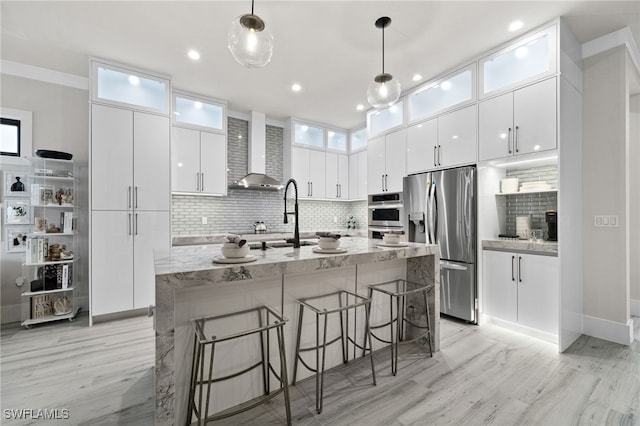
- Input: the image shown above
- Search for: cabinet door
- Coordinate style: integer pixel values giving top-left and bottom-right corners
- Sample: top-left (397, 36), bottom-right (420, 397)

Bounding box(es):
top-left (308, 149), bottom-right (326, 199)
top-left (91, 104), bottom-right (133, 211)
top-left (91, 211), bottom-right (134, 315)
top-left (367, 137), bottom-right (386, 194)
top-left (349, 154), bottom-right (359, 200)
top-left (478, 92), bottom-right (514, 161)
top-left (384, 129), bottom-right (406, 193)
top-left (171, 127), bottom-right (200, 193)
top-left (439, 105), bottom-right (477, 167)
top-left (337, 154), bottom-right (349, 199)
top-left (325, 152), bottom-right (339, 199)
top-left (291, 147), bottom-right (310, 196)
top-left (133, 211), bottom-right (170, 309)
top-left (517, 254), bottom-right (558, 334)
top-left (200, 132), bottom-right (227, 196)
top-left (133, 112), bottom-right (170, 211)
top-left (357, 151), bottom-right (368, 199)
top-left (482, 250), bottom-right (517, 323)
top-left (407, 119), bottom-right (437, 174)
top-left (513, 78), bottom-right (557, 155)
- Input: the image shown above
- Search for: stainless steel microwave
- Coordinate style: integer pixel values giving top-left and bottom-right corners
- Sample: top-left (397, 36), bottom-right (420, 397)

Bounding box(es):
top-left (368, 192), bottom-right (404, 228)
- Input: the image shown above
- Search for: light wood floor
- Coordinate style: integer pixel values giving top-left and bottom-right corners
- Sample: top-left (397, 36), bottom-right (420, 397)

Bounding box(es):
top-left (1, 314), bottom-right (638, 425)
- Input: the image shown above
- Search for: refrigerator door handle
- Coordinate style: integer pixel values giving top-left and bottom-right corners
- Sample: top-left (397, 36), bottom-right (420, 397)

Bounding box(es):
top-left (440, 261), bottom-right (468, 271)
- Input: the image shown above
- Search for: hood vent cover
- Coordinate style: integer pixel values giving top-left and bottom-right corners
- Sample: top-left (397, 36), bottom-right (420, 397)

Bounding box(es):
top-left (230, 111), bottom-right (283, 191)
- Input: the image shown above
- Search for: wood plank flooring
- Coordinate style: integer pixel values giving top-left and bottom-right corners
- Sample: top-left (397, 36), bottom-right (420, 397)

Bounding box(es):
top-left (1, 314), bottom-right (638, 425)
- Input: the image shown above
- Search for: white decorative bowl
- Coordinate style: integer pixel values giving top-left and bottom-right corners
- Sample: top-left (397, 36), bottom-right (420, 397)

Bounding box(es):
top-left (501, 178), bottom-right (519, 193)
top-left (318, 237), bottom-right (340, 250)
top-left (383, 233), bottom-right (402, 244)
top-left (221, 242), bottom-right (249, 258)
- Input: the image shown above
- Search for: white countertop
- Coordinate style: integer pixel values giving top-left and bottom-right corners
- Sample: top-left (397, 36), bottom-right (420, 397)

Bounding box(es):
top-left (482, 239), bottom-right (558, 255)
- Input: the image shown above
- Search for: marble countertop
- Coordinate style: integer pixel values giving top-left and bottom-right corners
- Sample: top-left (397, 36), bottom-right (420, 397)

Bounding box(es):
top-left (172, 229), bottom-right (367, 246)
top-left (482, 239), bottom-right (558, 255)
top-left (155, 237), bottom-right (439, 276)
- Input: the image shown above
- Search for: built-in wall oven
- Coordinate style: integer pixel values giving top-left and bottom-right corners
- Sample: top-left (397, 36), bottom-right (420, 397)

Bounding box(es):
top-left (368, 192), bottom-right (404, 239)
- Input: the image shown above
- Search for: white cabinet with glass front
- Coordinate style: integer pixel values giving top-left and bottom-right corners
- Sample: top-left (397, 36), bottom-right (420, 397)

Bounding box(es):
top-left (408, 64), bottom-right (476, 123)
top-left (21, 158), bottom-right (78, 328)
top-left (478, 77), bottom-right (557, 161)
top-left (367, 99), bottom-right (405, 138)
top-left (479, 25), bottom-right (557, 98)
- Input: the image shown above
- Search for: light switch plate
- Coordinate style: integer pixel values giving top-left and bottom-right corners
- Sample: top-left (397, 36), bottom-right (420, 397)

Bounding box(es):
top-left (594, 215), bottom-right (619, 227)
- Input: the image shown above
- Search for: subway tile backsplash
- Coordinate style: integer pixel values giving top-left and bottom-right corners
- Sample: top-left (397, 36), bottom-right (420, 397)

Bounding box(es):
top-left (504, 164), bottom-right (558, 236)
top-left (172, 117), bottom-right (366, 236)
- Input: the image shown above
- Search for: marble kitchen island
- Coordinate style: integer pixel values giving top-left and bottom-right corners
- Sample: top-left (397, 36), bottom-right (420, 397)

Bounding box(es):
top-left (154, 237), bottom-right (440, 425)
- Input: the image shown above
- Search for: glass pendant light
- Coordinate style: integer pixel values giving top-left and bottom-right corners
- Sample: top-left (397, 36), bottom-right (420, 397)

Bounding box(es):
top-left (367, 17), bottom-right (401, 109)
top-left (228, 0), bottom-right (273, 68)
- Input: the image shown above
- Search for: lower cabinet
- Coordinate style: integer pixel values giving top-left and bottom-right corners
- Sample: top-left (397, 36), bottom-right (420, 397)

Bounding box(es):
top-left (91, 210), bottom-right (170, 316)
top-left (483, 250), bottom-right (558, 335)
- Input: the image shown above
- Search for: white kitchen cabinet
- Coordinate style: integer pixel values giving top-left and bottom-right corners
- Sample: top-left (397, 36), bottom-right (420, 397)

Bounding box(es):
top-left (91, 104), bottom-right (170, 211)
top-left (367, 99), bottom-right (405, 138)
top-left (291, 147), bottom-right (325, 199)
top-left (483, 249), bottom-right (558, 335)
top-left (171, 127), bottom-right (226, 195)
top-left (349, 150), bottom-right (367, 200)
top-left (90, 102), bottom-right (170, 318)
top-left (367, 129), bottom-right (406, 194)
top-left (479, 77), bottom-right (556, 161)
top-left (480, 25), bottom-right (557, 98)
top-left (407, 105), bottom-right (477, 174)
top-left (325, 152), bottom-right (349, 199)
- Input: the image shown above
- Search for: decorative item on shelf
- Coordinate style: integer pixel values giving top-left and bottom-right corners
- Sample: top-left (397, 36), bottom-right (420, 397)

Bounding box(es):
top-left (4, 172), bottom-right (29, 196)
top-left (367, 16), bottom-right (401, 109)
top-left (35, 217), bottom-right (47, 233)
top-left (38, 185), bottom-right (54, 205)
top-left (500, 178), bottom-right (518, 193)
top-left (228, 0), bottom-right (273, 68)
top-left (53, 295), bottom-right (71, 315)
top-left (5, 199), bottom-right (30, 224)
top-left (6, 228), bottom-right (28, 253)
top-left (34, 149), bottom-right (73, 160)
top-left (26, 236), bottom-right (49, 264)
top-left (31, 293), bottom-right (53, 319)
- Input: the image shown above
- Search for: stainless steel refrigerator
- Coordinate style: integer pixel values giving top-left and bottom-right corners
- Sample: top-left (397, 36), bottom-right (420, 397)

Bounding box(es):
top-left (403, 166), bottom-right (477, 323)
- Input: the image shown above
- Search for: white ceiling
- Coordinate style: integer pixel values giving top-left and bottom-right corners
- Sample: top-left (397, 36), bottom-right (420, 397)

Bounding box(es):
top-left (2, 1), bottom-right (639, 129)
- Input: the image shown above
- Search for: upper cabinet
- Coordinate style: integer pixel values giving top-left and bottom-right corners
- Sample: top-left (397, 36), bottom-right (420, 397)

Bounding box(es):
top-left (408, 64), bottom-right (476, 123)
top-left (91, 60), bottom-right (170, 114)
top-left (327, 129), bottom-right (348, 153)
top-left (350, 127), bottom-right (367, 152)
top-left (173, 91), bottom-right (226, 133)
top-left (367, 128), bottom-right (406, 194)
top-left (293, 121), bottom-right (324, 149)
top-left (290, 147), bottom-right (326, 199)
top-left (479, 77), bottom-right (557, 161)
top-left (479, 25), bottom-right (557, 98)
top-left (367, 99), bottom-right (405, 138)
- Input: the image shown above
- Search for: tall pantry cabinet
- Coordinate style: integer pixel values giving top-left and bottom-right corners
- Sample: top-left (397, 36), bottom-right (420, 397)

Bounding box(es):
top-left (89, 61), bottom-right (171, 320)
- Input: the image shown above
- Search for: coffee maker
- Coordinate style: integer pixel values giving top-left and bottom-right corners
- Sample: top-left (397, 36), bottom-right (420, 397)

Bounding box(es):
top-left (546, 210), bottom-right (557, 241)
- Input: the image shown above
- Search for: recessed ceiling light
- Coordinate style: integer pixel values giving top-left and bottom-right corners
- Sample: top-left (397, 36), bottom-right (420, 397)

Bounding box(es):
top-left (509, 20), bottom-right (524, 32)
top-left (356, 104), bottom-right (365, 111)
top-left (412, 74), bottom-right (422, 82)
top-left (291, 83), bottom-right (302, 92)
top-left (188, 50), bottom-right (201, 60)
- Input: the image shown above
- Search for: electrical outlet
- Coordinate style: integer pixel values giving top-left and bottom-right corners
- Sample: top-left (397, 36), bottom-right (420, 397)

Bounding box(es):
top-left (201, 216), bottom-right (208, 225)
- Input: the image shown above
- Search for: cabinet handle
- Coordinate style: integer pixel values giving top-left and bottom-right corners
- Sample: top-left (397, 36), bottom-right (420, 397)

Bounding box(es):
top-left (134, 186), bottom-right (138, 209)
top-left (135, 213), bottom-right (139, 236)
top-left (196, 173), bottom-right (200, 191)
top-left (339, 184), bottom-right (342, 198)
top-left (128, 186), bottom-right (132, 209)
top-left (310, 181), bottom-right (313, 197)
top-left (434, 146), bottom-right (437, 167)
top-left (515, 126), bottom-right (520, 153)
top-left (128, 213), bottom-right (132, 236)
top-left (518, 256), bottom-right (522, 282)
top-left (201, 173), bottom-right (205, 192)
top-left (508, 128), bottom-right (512, 154)
top-left (511, 255), bottom-right (515, 281)
top-left (385, 174), bottom-right (389, 191)
top-left (438, 145), bottom-right (442, 166)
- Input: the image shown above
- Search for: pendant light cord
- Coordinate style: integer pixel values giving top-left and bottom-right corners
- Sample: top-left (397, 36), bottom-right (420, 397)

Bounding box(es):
top-left (381, 25), bottom-right (385, 74)
top-left (251, 0), bottom-right (255, 15)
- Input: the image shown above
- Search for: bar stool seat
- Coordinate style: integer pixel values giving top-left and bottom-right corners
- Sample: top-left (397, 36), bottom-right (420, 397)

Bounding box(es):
top-left (292, 289), bottom-right (376, 414)
top-left (366, 279), bottom-right (434, 375)
top-left (186, 305), bottom-right (291, 425)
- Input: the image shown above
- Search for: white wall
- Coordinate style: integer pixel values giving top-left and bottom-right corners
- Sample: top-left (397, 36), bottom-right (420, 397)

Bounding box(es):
top-left (0, 73), bottom-right (89, 323)
top-left (582, 46), bottom-right (629, 325)
top-left (629, 88), bottom-right (640, 315)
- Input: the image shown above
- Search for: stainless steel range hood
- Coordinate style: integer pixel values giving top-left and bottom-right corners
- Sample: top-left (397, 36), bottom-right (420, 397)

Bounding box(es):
top-left (230, 111), bottom-right (283, 191)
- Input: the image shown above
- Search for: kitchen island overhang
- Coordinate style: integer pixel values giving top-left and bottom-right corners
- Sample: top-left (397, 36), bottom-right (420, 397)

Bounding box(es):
top-left (154, 237), bottom-right (440, 425)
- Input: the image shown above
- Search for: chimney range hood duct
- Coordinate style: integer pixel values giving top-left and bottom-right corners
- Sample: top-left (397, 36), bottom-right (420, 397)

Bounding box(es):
top-left (230, 111), bottom-right (283, 191)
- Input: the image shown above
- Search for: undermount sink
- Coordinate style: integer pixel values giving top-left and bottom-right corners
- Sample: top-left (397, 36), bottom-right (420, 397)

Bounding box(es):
top-left (248, 240), bottom-right (318, 250)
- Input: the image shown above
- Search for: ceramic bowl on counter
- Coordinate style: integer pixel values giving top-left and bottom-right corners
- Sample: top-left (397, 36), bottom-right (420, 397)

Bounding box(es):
top-left (318, 236), bottom-right (341, 250)
top-left (382, 233), bottom-right (403, 244)
top-left (221, 242), bottom-right (250, 258)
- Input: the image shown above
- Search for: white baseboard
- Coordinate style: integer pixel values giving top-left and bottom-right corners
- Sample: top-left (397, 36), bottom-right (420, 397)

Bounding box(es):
top-left (1, 304), bottom-right (21, 325)
top-left (482, 315), bottom-right (559, 345)
top-left (631, 298), bottom-right (640, 317)
top-left (583, 315), bottom-right (633, 346)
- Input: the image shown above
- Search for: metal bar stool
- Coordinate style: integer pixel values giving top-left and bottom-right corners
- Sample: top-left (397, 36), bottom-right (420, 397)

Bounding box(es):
top-left (366, 279), bottom-right (434, 375)
top-left (292, 289), bottom-right (376, 414)
top-left (186, 305), bottom-right (291, 425)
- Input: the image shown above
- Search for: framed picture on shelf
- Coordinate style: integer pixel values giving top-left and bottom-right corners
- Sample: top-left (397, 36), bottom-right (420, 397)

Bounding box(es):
top-left (39, 185), bottom-right (55, 206)
top-left (4, 172), bottom-right (29, 196)
top-left (5, 200), bottom-right (30, 224)
top-left (6, 227), bottom-right (28, 252)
